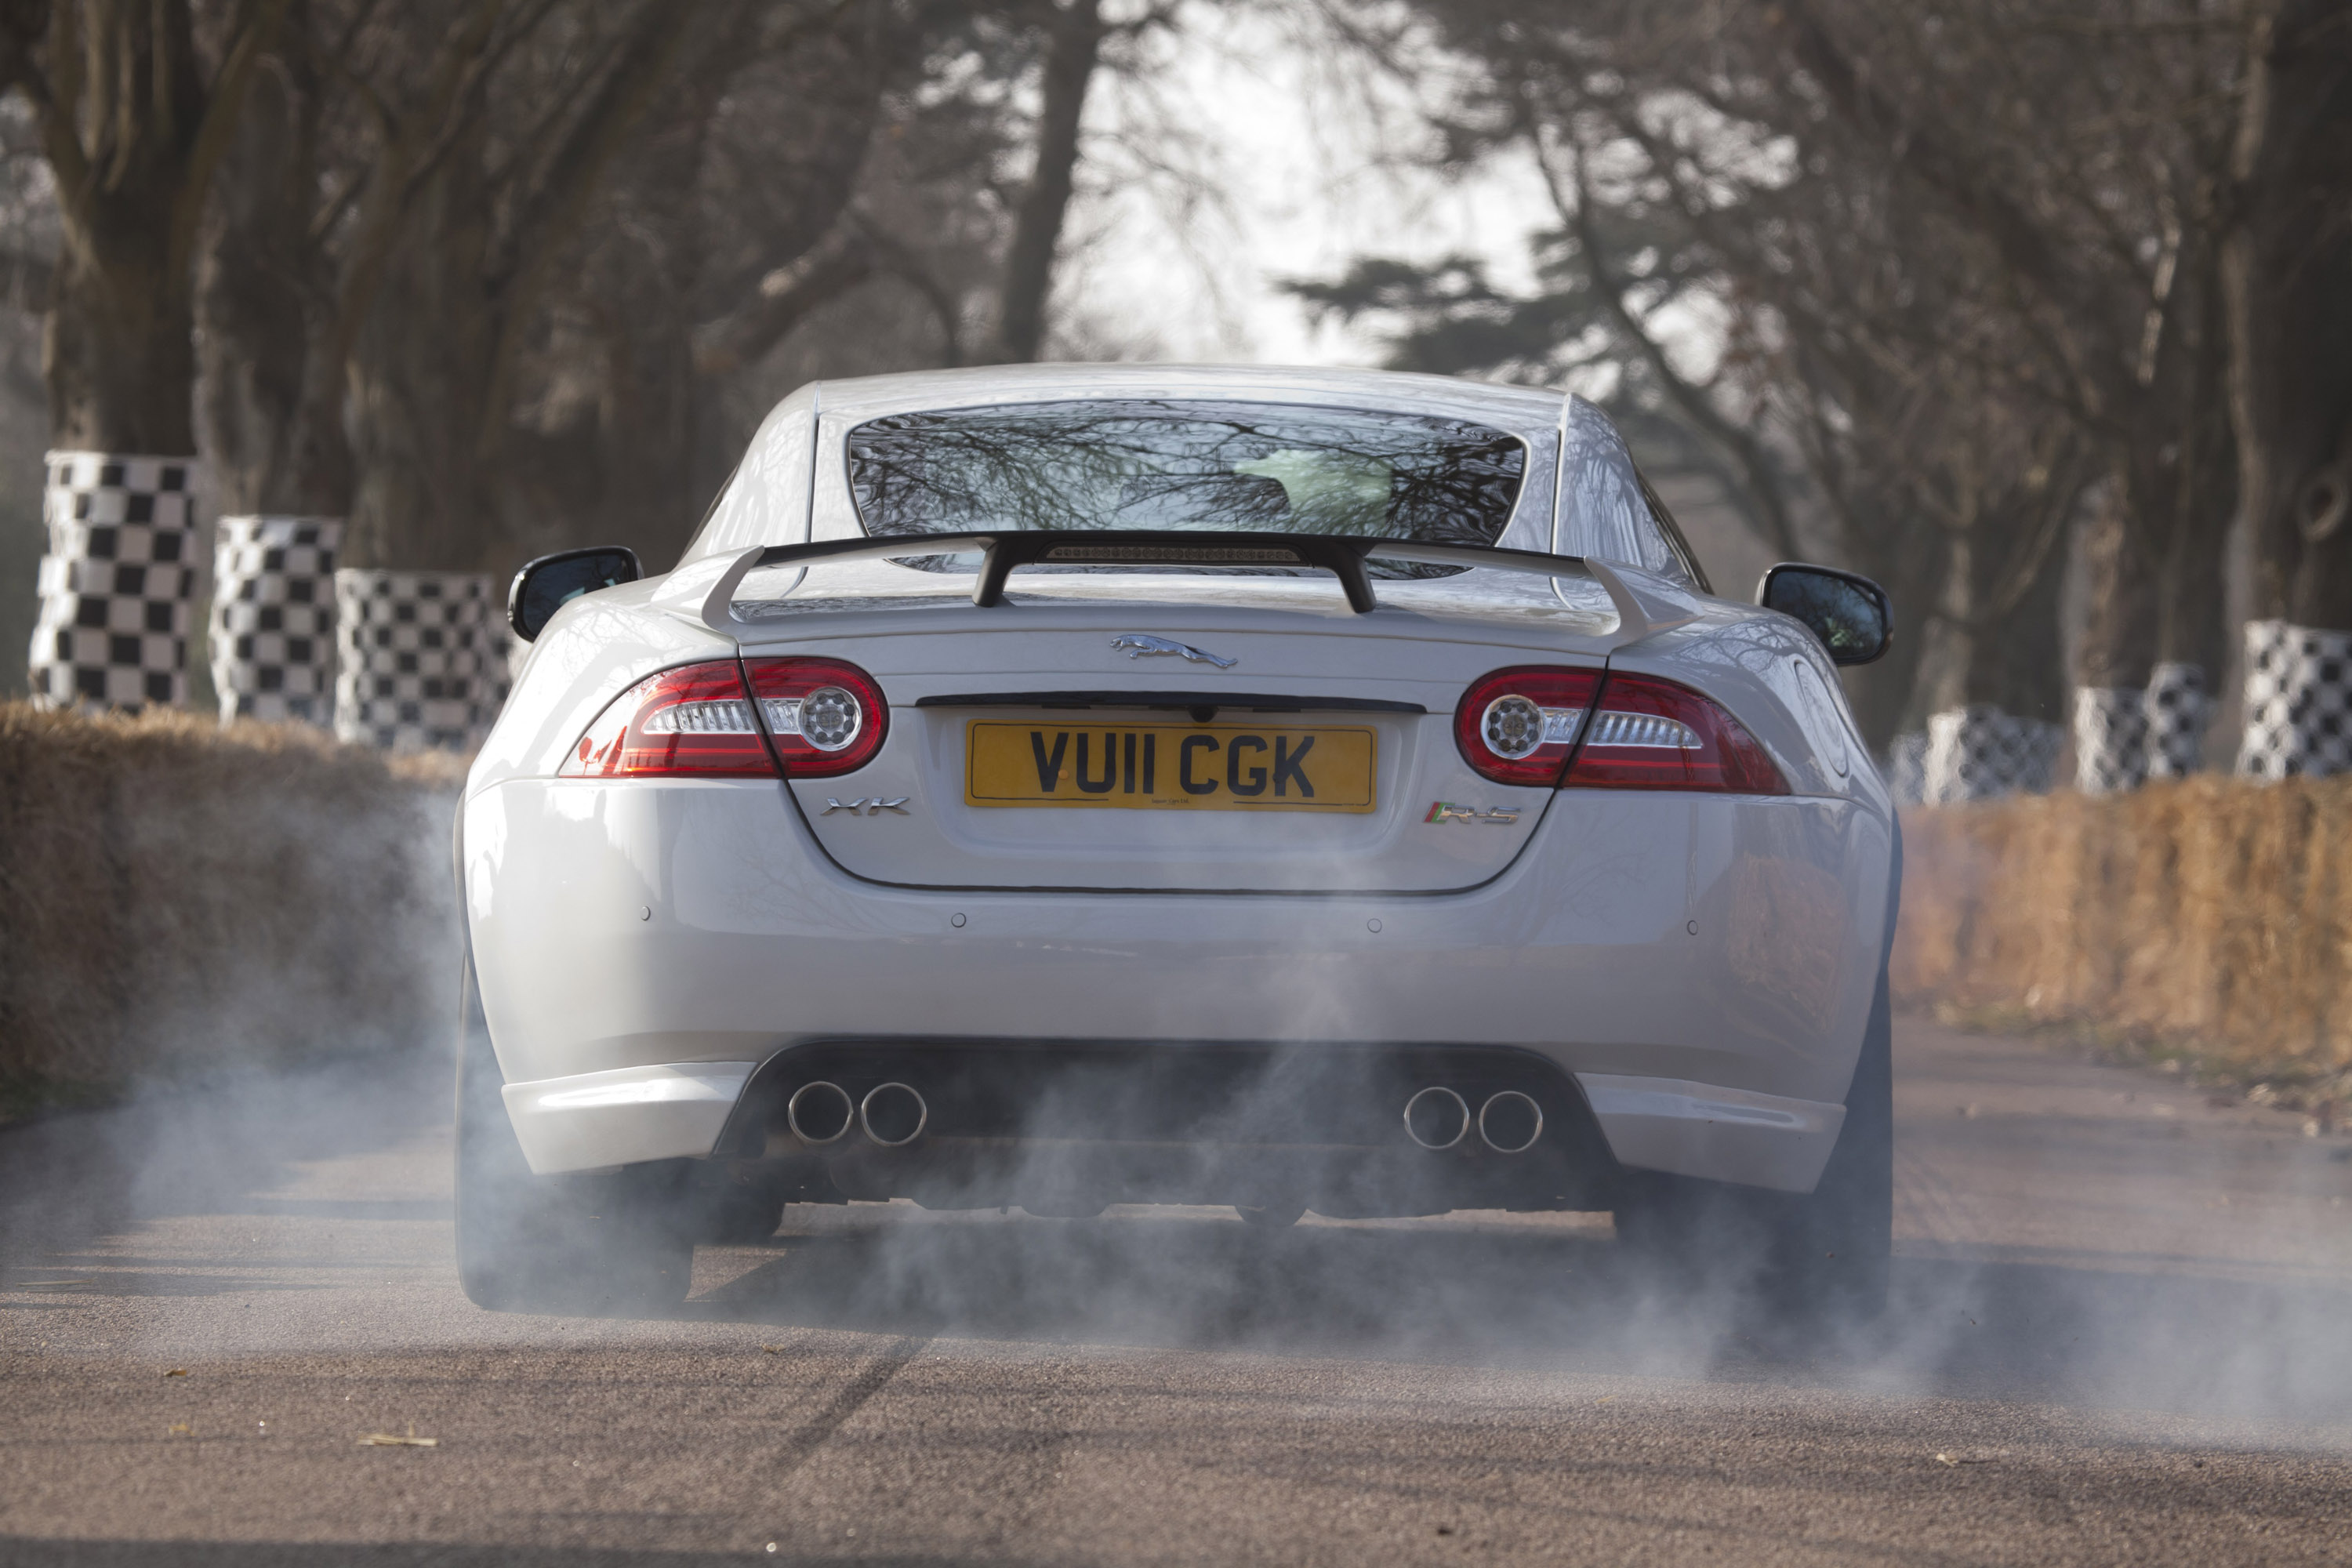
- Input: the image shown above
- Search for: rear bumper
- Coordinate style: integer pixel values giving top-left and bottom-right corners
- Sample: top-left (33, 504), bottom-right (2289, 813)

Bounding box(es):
top-left (502, 1062), bottom-right (755, 1174)
top-left (1576, 1075), bottom-right (1845, 1192)
top-left (499, 1055), bottom-right (1846, 1193)
top-left (463, 777), bottom-right (1891, 1192)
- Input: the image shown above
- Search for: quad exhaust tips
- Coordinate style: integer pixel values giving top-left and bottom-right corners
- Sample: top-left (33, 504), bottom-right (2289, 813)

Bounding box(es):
top-left (1477, 1090), bottom-right (1543, 1154)
top-left (1403, 1087), bottom-right (1471, 1149)
top-left (786, 1080), bottom-right (930, 1148)
top-left (1403, 1086), bottom-right (1544, 1154)
top-left (786, 1081), bottom-right (855, 1145)
top-left (860, 1082), bottom-right (928, 1147)
top-left (799, 1076), bottom-right (1533, 1154)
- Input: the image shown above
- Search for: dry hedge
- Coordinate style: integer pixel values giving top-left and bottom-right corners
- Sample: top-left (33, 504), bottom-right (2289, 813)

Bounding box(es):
top-left (1896, 778), bottom-right (2352, 1073)
top-left (0, 703), bottom-right (461, 1111)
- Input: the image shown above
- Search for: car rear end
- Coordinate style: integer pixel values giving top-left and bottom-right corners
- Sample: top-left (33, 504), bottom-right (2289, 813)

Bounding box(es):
top-left (456, 367), bottom-right (1895, 1307)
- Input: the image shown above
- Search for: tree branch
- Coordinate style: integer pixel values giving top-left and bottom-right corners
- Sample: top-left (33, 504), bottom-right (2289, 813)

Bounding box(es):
top-left (169, 0), bottom-right (292, 281)
top-left (1527, 114), bottom-right (1802, 559)
top-left (1769, 0), bottom-right (2137, 421)
top-left (474, 0), bottom-right (692, 465)
top-left (691, 222), bottom-right (877, 376)
top-left (993, 0), bottom-right (1103, 361)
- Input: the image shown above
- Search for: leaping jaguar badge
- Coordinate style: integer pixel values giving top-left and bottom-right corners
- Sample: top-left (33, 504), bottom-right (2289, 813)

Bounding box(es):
top-left (1110, 633), bottom-right (1237, 669)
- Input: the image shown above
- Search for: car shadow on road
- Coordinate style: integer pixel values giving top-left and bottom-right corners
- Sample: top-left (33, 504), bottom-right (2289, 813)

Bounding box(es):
top-left (677, 1209), bottom-right (2352, 1427)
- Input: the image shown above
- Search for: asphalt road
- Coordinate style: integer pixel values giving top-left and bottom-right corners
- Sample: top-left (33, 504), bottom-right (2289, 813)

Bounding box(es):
top-left (4, 1016), bottom-right (2350, 1565)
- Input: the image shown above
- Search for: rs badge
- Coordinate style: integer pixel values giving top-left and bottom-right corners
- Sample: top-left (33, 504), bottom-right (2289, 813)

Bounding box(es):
top-left (1425, 801), bottom-right (1521, 826)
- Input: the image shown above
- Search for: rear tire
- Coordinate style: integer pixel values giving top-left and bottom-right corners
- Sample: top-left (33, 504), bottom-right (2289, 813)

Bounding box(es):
top-left (454, 961), bottom-right (693, 1316)
top-left (1613, 961), bottom-right (1892, 1323)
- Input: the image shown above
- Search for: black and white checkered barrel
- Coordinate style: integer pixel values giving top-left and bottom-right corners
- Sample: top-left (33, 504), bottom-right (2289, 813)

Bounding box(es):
top-left (2144, 662), bottom-right (2210, 780)
top-left (1922, 705), bottom-right (2062, 804)
top-left (332, 569), bottom-right (510, 752)
top-left (210, 516), bottom-right (343, 724)
top-left (27, 452), bottom-right (198, 711)
top-left (2236, 620), bottom-right (2352, 779)
top-left (2071, 686), bottom-right (2149, 796)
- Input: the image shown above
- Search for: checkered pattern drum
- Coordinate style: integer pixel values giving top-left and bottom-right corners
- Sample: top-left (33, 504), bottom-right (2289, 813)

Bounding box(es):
top-left (26, 451), bottom-right (198, 710)
top-left (2236, 620), bottom-right (2352, 779)
top-left (332, 569), bottom-right (510, 751)
top-left (2144, 662), bottom-right (2209, 780)
top-left (210, 516), bottom-right (343, 724)
top-left (1922, 705), bottom-right (2062, 804)
top-left (2071, 686), bottom-right (2149, 796)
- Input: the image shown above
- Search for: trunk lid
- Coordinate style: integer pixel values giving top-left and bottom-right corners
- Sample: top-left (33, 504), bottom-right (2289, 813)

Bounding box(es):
top-left (740, 575), bottom-right (1619, 894)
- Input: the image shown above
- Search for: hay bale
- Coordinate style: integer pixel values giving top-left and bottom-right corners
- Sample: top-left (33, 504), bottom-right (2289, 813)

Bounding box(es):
top-left (0, 703), bottom-right (458, 1112)
top-left (1896, 778), bottom-right (2352, 1073)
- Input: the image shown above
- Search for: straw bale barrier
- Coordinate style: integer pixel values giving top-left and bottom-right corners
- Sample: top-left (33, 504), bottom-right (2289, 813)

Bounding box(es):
top-left (1896, 778), bottom-right (2352, 1078)
top-left (0, 703), bottom-right (460, 1118)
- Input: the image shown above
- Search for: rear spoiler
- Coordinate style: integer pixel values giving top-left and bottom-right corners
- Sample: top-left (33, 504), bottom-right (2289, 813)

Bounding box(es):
top-left (662, 529), bottom-right (1671, 644)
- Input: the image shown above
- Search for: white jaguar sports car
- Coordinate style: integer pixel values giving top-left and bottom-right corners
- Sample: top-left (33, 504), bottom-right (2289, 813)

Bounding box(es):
top-left (454, 364), bottom-right (1899, 1316)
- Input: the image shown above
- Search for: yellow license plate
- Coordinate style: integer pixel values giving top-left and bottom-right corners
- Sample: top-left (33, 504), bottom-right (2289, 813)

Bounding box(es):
top-left (965, 720), bottom-right (1376, 812)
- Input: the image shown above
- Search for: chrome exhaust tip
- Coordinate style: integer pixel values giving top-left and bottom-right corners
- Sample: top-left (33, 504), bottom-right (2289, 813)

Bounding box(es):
top-left (860, 1082), bottom-right (928, 1148)
top-left (785, 1080), bottom-right (855, 1145)
top-left (1403, 1086), bottom-right (1471, 1150)
top-left (1478, 1091), bottom-right (1543, 1154)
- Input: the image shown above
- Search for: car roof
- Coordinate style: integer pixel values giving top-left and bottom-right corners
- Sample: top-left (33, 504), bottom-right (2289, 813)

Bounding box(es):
top-left (802, 363), bottom-right (1566, 434)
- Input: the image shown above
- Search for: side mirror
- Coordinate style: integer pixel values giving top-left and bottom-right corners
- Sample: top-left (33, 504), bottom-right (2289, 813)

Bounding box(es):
top-left (1756, 562), bottom-right (1892, 666)
top-left (509, 546), bottom-right (643, 643)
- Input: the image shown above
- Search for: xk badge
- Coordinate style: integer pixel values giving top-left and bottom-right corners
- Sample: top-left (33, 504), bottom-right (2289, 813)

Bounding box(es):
top-left (1425, 801), bottom-right (1522, 826)
top-left (821, 797), bottom-right (910, 816)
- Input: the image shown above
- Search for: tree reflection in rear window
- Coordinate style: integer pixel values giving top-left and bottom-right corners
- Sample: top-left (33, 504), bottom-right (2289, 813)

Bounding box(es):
top-left (846, 399), bottom-right (1526, 579)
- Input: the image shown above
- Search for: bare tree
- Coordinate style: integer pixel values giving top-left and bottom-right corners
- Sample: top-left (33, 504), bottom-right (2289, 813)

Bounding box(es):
top-left (989, 0), bottom-right (1103, 361)
top-left (2224, 0), bottom-right (2352, 629)
top-left (1295, 1), bottom-right (2107, 741)
top-left (0, 0), bottom-right (287, 454)
top-left (191, 0), bottom-right (709, 567)
top-left (1302, 0), bottom-right (2266, 750)
top-left (1766, 0), bottom-right (2242, 695)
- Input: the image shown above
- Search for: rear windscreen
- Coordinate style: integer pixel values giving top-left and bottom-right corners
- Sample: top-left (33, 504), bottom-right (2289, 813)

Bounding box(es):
top-left (846, 400), bottom-right (1526, 575)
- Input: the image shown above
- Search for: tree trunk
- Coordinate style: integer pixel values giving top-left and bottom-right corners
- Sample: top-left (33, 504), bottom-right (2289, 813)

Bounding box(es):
top-left (45, 214), bottom-right (198, 455)
top-left (339, 5), bottom-right (688, 575)
top-left (1907, 497), bottom-right (2069, 728)
top-left (2227, 0), bottom-right (2352, 629)
top-left (195, 59), bottom-right (350, 515)
top-left (2074, 474), bottom-right (2160, 693)
top-left (991, 0), bottom-right (1104, 363)
top-left (2152, 260), bottom-right (2237, 677)
top-left (344, 152), bottom-right (501, 574)
top-left (15, 0), bottom-right (285, 456)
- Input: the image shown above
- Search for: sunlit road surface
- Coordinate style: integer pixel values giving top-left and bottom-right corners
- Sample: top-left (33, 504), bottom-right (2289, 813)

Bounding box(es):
top-left (4, 1018), bottom-right (2350, 1566)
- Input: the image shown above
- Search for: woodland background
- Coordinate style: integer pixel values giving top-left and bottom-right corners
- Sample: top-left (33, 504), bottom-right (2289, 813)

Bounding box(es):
top-left (0, 0), bottom-right (2340, 762)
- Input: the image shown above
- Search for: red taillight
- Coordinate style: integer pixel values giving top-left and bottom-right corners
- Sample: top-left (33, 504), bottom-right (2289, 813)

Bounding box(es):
top-left (1455, 666), bottom-right (1605, 786)
top-left (743, 656), bottom-right (887, 777)
top-left (1562, 673), bottom-right (1788, 794)
top-left (561, 657), bottom-right (891, 779)
top-left (561, 661), bottom-right (776, 778)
